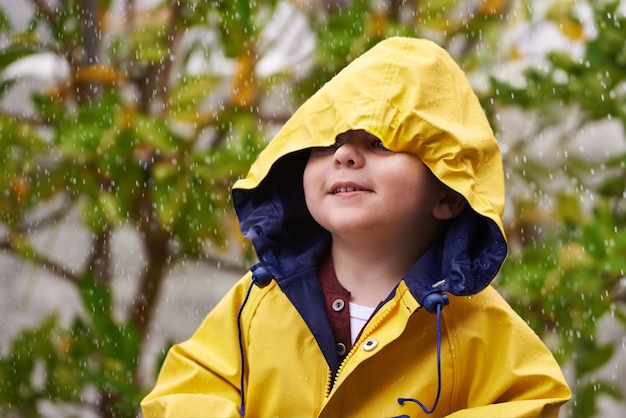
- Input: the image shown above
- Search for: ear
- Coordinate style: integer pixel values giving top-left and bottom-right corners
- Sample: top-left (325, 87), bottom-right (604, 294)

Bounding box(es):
top-left (432, 187), bottom-right (466, 220)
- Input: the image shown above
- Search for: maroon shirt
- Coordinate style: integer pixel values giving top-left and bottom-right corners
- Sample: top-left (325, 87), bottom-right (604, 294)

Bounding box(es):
top-left (317, 255), bottom-right (353, 360)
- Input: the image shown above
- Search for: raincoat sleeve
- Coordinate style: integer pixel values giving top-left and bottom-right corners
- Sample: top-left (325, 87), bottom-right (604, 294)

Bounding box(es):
top-left (140, 273), bottom-right (256, 418)
top-left (445, 286), bottom-right (572, 417)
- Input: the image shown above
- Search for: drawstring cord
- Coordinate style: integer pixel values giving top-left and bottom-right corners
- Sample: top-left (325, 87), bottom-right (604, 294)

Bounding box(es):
top-left (237, 279), bottom-right (256, 417)
top-left (237, 264), bottom-right (273, 417)
top-left (397, 292), bottom-right (448, 415)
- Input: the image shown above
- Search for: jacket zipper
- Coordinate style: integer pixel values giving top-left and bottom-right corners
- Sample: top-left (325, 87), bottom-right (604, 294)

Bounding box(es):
top-left (325, 303), bottom-right (397, 396)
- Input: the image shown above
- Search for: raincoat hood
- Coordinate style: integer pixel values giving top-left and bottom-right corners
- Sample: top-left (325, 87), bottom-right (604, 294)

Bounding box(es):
top-left (232, 36), bottom-right (507, 305)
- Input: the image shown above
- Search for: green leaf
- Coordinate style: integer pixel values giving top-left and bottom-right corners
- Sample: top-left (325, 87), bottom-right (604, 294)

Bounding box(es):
top-left (77, 273), bottom-right (114, 341)
top-left (153, 167), bottom-right (188, 227)
top-left (575, 339), bottom-right (614, 376)
top-left (47, 0), bottom-right (80, 43)
top-left (78, 194), bottom-right (109, 233)
top-left (31, 93), bottom-right (66, 125)
top-left (0, 43), bottom-right (41, 70)
top-left (0, 7), bottom-right (11, 32)
top-left (574, 379), bottom-right (623, 418)
top-left (180, 177), bottom-right (222, 239)
top-left (0, 314), bottom-right (60, 409)
top-left (217, 0), bottom-right (258, 57)
top-left (47, 362), bottom-right (81, 400)
top-left (130, 21), bottom-right (169, 63)
top-left (58, 122), bottom-right (104, 159)
top-left (0, 78), bottom-right (16, 97)
top-left (136, 116), bottom-right (182, 152)
top-left (169, 74), bottom-right (221, 118)
top-left (98, 191), bottom-right (123, 226)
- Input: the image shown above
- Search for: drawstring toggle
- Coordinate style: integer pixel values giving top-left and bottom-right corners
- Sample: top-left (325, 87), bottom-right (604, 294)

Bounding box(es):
top-left (250, 263), bottom-right (273, 287)
top-left (422, 292), bottom-right (449, 313)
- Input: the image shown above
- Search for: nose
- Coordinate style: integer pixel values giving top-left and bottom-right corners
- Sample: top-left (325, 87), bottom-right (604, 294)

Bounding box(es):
top-left (334, 142), bottom-right (364, 168)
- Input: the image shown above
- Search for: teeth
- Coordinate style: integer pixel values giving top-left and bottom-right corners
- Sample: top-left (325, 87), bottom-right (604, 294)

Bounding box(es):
top-left (334, 187), bottom-right (362, 193)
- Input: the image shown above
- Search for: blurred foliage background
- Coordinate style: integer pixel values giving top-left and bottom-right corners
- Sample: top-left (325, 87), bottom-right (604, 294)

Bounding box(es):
top-left (0, 0), bottom-right (625, 417)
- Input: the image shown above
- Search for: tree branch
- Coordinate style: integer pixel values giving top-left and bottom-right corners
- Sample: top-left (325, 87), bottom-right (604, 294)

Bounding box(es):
top-left (0, 198), bottom-right (81, 282)
top-left (30, 0), bottom-right (56, 22)
top-left (87, 228), bottom-right (113, 284)
top-left (155, 1), bottom-right (182, 114)
top-left (0, 240), bottom-right (81, 283)
top-left (129, 226), bottom-right (170, 342)
top-left (18, 199), bottom-right (76, 233)
top-left (0, 110), bottom-right (47, 127)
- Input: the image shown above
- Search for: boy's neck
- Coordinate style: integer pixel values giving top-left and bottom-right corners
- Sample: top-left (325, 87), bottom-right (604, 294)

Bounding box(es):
top-left (330, 235), bottom-right (428, 307)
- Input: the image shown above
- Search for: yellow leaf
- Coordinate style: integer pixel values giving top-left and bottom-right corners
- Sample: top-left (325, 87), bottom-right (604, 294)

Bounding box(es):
top-left (73, 63), bottom-right (127, 85)
top-left (478, 0), bottom-right (507, 15)
top-left (546, 1), bottom-right (585, 41)
top-left (9, 232), bottom-right (35, 259)
top-left (366, 11), bottom-right (387, 37)
top-left (10, 176), bottom-right (30, 204)
top-left (508, 44), bottom-right (522, 61)
top-left (556, 15), bottom-right (585, 40)
top-left (557, 242), bottom-right (594, 271)
top-left (230, 52), bottom-right (257, 107)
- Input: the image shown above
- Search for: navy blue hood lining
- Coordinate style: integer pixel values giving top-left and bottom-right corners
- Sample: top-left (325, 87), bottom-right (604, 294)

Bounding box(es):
top-left (404, 206), bottom-right (507, 305)
top-left (232, 150), bottom-right (330, 282)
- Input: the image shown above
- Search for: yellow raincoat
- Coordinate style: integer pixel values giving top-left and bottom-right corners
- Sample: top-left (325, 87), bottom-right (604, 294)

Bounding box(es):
top-left (141, 37), bottom-right (571, 417)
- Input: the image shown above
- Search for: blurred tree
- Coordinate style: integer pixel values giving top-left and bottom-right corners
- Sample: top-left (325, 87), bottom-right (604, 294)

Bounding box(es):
top-left (489, 1), bottom-right (626, 417)
top-left (0, 0), bottom-right (276, 416)
top-left (0, 0), bottom-right (624, 417)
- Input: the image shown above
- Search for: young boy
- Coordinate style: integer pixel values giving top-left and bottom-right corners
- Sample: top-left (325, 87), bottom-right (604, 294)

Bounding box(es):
top-left (141, 37), bottom-right (571, 417)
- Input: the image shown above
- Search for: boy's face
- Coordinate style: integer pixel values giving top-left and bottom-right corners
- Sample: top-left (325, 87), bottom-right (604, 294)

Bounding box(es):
top-left (303, 130), bottom-right (447, 242)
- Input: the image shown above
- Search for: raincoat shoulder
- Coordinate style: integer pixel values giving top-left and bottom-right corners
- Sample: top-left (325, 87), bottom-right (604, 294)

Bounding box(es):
top-left (140, 272), bottom-right (259, 417)
top-left (441, 286), bottom-right (572, 417)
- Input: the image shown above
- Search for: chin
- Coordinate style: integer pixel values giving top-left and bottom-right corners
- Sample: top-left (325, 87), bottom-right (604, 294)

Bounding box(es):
top-left (324, 220), bottom-right (381, 236)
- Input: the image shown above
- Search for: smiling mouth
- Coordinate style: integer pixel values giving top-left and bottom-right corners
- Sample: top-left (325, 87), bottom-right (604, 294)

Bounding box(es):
top-left (332, 186), bottom-right (366, 194)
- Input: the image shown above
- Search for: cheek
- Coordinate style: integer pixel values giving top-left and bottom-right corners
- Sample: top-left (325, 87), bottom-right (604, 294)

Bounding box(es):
top-left (302, 162), bottom-right (320, 211)
top-left (390, 185), bottom-right (425, 213)
top-left (303, 154), bottom-right (329, 188)
top-left (382, 163), bottom-right (439, 215)
top-left (302, 162), bottom-right (313, 190)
